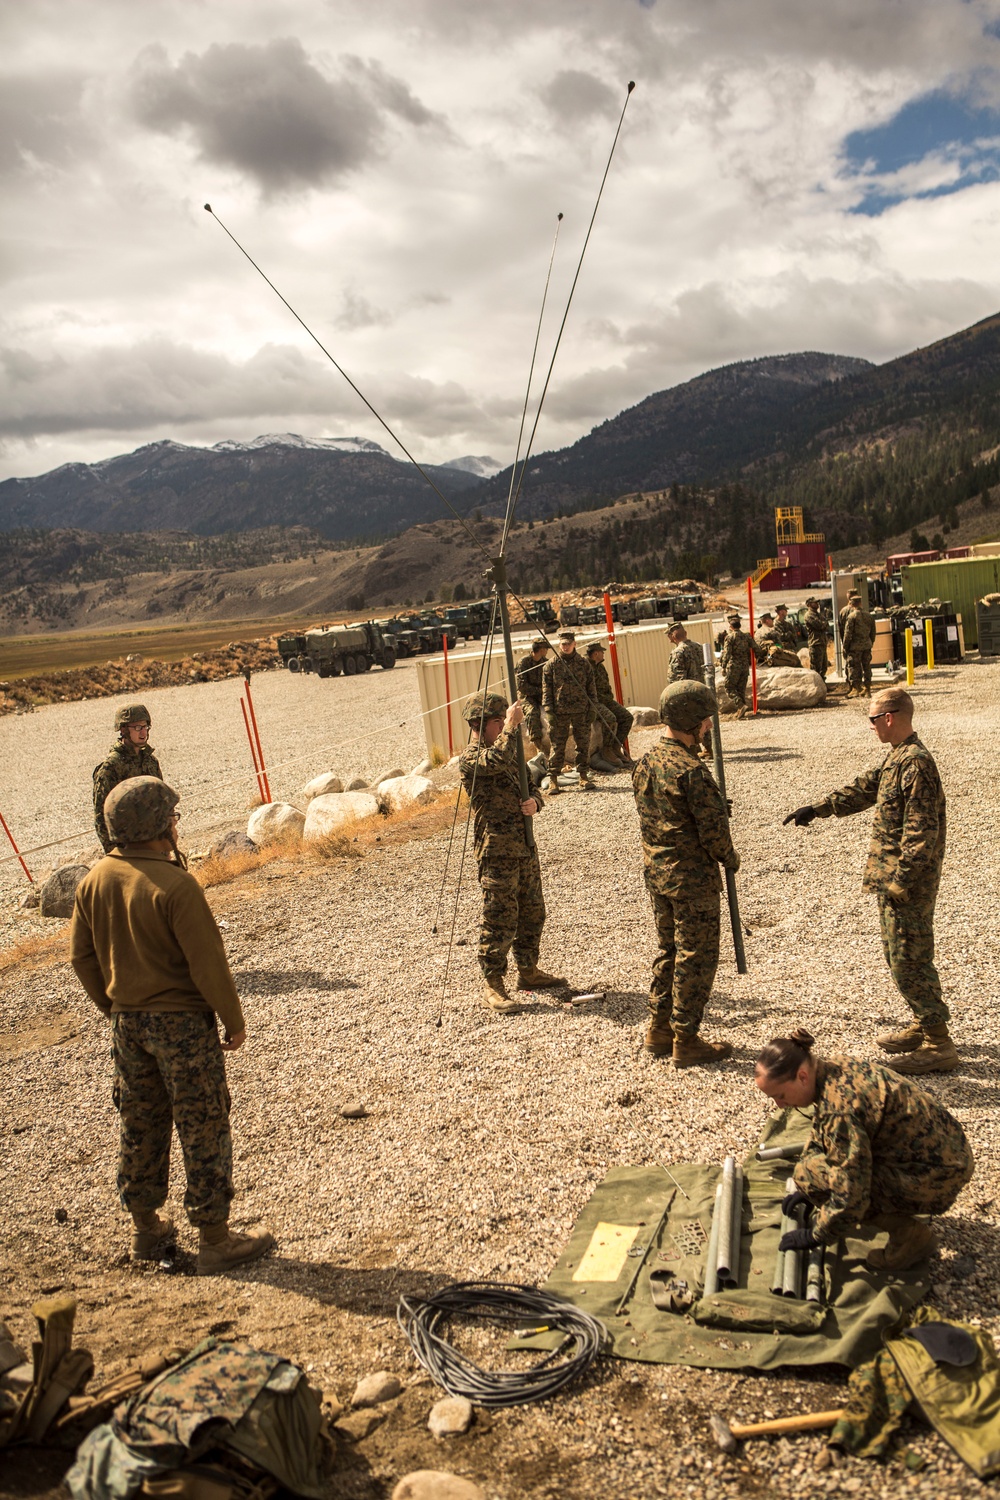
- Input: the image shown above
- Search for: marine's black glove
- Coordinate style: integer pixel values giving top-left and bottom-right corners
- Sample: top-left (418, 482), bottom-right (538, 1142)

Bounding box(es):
top-left (782, 1189), bottom-right (812, 1216)
top-left (779, 1227), bottom-right (818, 1253)
top-left (783, 806), bottom-right (817, 828)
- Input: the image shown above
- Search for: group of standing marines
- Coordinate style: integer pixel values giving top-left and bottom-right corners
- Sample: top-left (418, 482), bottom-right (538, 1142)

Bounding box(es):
top-left (69, 604), bottom-right (967, 1278)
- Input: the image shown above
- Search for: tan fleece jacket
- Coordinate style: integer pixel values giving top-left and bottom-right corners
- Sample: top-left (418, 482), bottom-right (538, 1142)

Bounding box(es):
top-left (70, 849), bottom-right (245, 1036)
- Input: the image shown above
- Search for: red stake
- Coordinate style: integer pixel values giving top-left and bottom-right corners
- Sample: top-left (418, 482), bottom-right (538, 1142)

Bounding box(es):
top-left (240, 697), bottom-right (267, 803)
top-left (242, 675), bottom-right (272, 802)
top-left (0, 807), bottom-right (33, 884)
top-left (746, 575), bottom-right (758, 717)
top-left (442, 631), bottom-right (454, 757)
top-left (602, 591), bottom-right (630, 759)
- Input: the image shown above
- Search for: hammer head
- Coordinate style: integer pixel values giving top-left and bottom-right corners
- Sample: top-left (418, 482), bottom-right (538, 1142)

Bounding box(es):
top-left (710, 1413), bottom-right (737, 1455)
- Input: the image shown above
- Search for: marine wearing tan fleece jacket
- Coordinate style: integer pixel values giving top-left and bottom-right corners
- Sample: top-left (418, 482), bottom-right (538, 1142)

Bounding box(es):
top-left (70, 849), bottom-right (245, 1038)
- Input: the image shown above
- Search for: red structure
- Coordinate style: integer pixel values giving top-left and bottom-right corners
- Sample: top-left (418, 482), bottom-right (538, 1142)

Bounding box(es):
top-left (753, 508), bottom-right (827, 593)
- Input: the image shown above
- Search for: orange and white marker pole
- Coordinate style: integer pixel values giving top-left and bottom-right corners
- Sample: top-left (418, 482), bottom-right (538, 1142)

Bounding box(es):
top-left (442, 632), bottom-right (454, 757)
top-left (241, 671), bottom-right (271, 802)
top-left (746, 576), bottom-right (758, 716)
top-left (0, 808), bottom-right (33, 883)
top-left (602, 591), bottom-right (630, 759)
top-left (240, 697), bottom-right (267, 804)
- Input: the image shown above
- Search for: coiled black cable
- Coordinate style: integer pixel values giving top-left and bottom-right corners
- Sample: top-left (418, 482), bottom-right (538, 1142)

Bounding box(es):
top-left (396, 1281), bottom-right (606, 1408)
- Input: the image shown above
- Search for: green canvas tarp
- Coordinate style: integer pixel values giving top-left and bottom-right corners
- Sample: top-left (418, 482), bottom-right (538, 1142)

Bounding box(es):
top-left (527, 1109), bottom-right (930, 1372)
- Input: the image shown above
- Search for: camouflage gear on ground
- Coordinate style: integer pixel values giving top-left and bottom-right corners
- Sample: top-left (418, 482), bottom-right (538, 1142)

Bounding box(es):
top-left (632, 738), bottom-right (738, 899)
top-left (877, 892), bottom-right (948, 1025)
top-left (459, 725), bottom-right (538, 860)
top-left (104, 776), bottom-right (178, 846)
top-left (804, 607), bottom-right (829, 678)
top-left (93, 743), bottom-right (164, 853)
top-left (659, 680), bottom-right (716, 732)
top-left (831, 1347), bottom-right (912, 1459)
top-left (792, 1056), bottom-right (973, 1245)
top-left (719, 627), bottom-right (760, 702)
top-left (549, 711), bottom-right (593, 777)
top-left (477, 853), bottom-right (546, 976)
top-left (543, 649), bottom-right (597, 717)
top-left (667, 638), bottom-right (706, 683)
top-left (462, 690), bottom-right (508, 725)
top-left (515, 650), bottom-right (546, 706)
top-left (647, 889), bottom-right (720, 1036)
top-left (112, 1010), bottom-right (234, 1226)
top-left (591, 658), bottom-right (633, 744)
top-left (114, 704), bottom-right (152, 730)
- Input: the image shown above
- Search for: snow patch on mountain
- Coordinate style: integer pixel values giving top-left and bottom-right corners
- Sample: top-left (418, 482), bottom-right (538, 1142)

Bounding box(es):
top-left (212, 433), bottom-right (389, 456)
top-left (442, 454), bottom-right (502, 478)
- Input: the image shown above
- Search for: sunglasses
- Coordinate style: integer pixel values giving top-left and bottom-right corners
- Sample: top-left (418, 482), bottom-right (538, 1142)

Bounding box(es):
top-left (868, 711), bottom-right (891, 724)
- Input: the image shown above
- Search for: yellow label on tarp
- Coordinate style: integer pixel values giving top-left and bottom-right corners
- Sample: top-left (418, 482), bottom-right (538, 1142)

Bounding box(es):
top-left (572, 1222), bottom-right (641, 1282)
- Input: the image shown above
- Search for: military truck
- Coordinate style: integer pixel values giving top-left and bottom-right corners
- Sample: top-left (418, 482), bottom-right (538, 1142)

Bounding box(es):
top-left (417, 613), bottom-right (459, 651)
top-left (277, 632), bottom-right (308, 666)
top-left (374, 617), bottom-right (423, 658)
top-left (287, 620), bottom-right (395, 676)
top-left (443, 606), bottom-right (482, 641)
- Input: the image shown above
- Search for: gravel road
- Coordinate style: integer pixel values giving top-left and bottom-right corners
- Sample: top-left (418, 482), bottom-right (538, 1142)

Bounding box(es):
top-left (2, 657), bottom-right (998, 1499)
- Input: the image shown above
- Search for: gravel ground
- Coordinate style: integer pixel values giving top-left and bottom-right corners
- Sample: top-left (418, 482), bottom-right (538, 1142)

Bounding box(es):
top-left (2, 658), bottom-right (999, 1499)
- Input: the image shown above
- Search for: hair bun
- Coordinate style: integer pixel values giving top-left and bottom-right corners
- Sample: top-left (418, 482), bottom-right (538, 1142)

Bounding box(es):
top-left (789, 1028), bottom-right (815, 1049)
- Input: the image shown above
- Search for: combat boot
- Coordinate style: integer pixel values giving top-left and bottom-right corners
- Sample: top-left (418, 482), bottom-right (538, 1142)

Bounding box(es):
top-left (131, 1210), bottom-right (176, 1261)
top-left (885, 1024), bottom-right (959, 1075)
top-left (866, 1214), bottom-right (938, 1272)
top-left (546, 768), bottom-right (562, 796)
top-left (579, 775), bottom-right (597, 791)
top-left (516, 964), bottom-right (565, 990)
top-left (197, 1222), bottom-right (275, 1275)
top-left (672, 1034), bottom-right (733, 1068)
top-left (644, 1018), bottom-right (674, 1057)
top-left (876, 1020), bottom-right (924, 1053)
top-left (483, 973), bottom-right (524, 1014)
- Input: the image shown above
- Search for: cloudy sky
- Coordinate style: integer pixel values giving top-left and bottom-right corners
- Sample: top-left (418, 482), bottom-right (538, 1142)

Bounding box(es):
top-left (5, 0), bottom-right (1000, 482)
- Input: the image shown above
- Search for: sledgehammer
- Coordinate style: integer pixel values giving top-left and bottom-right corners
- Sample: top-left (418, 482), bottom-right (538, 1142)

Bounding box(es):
top-left (710, 1408), bottom-right (843, 1454)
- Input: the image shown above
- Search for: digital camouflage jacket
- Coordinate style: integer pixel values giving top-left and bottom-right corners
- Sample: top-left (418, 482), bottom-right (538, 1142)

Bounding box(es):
top-left (719, 629), bottom-right (761, 677)
top-left (794, 1056), bottom-right (972, 1244)
top-left (93, 743), bottom-right (163, 852)
top-left (812, 733), bottom-right (945, 898)
top-left (843, 607), bottom-right (877, 654)
top-left (804, 608), bottom-right (829, 645)
top-left (459, 726), bottom-right (542, 863)
top-left (631, 738), bottom-right (738, 898)
top-left (591, 659), bottom-right (619, 703)
top-left (773, 618), bottom-right (800, 651)
top-left (542, 651), bottom-right (597, 717)
top-left (667, 639), bottom-right (705, 683)
top-left (515, 651), bottom-right (546, 706)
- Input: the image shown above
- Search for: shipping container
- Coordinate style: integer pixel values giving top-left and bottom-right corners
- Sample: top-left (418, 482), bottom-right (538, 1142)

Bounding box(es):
top-left (900, 557), bottom-right (1000, 648)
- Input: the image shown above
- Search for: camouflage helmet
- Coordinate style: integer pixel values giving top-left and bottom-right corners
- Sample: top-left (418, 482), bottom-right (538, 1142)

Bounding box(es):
top-left (659, 680), bottom-right (717, 732)
top-left (104, 776), bottom-right (178, 845)
top-left (462, 690), bottom-right (509, 725)
top-left (115, 704), bottom-right (151, 731)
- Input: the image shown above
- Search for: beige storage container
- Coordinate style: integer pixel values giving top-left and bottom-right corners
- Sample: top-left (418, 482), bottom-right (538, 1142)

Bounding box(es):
top-left (872, 617), bottom-right (894, 665)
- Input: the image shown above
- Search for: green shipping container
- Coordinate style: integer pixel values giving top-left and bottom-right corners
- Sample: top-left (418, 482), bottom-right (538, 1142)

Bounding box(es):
top-left (901, 556), bottom-right (1000, 649)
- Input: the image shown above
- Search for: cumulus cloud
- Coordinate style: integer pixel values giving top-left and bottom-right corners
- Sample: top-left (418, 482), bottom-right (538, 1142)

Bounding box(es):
top-left (128, 38), bottom-right (437, 193)
top-left (542, 70), bottom-right (618, 122)
top-left (0, 72), bottom-right (95, 175)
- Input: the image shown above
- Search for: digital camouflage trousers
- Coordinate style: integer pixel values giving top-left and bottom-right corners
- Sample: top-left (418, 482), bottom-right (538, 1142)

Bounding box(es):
top-left (647, 887), bottom-right (720, 1037)
top-left (724, 667), bottom-right (749, 704)
top-left (808, 640), bottom-right (828, 678)
top-left (112, 1009), bottom-right (234, 1226)
top-left (877, 891), bottom-right (949, 1027)
top-left (847, 650), bottom-right (873, 690)
top-left (478, 853), bottom-right (546, 977)
top-left (549, 711), bottom-right (593, 776)
top-left (598, 698), bottom-right (633, 748)
top-left (796, 1140), bottom-right (974, 1222)
top-left (521, 701), bottom-right (550, 754)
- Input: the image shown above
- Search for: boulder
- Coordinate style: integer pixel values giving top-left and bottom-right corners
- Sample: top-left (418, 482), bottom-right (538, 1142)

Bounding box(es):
top-left (373, 767), bottom-right (406, 787)
top-left (428, 1396), bottom-right (473, 1437)
top-left (209, 831), bottom-right (258, 860)
top-left (345, 777), bottom-right (369, 791)
top-left (39, 864), bottom-right (90, 919)
top-left (303, 791), bottom-right (380, 840)
top-left (410, 757), bottom-right (434, 776)
top-left (18, 885), bottom-right (40, 910)
top-left (391, 1474), bottom-right (485, 1500)
top-left (755, 667), bottom-right (827, 711)
top-left (715, 683), bottom-right (744, 715)
top-left (246, 803), bottom-right (306, 845)
top-left (335, 1410), bottom-right (385, 1442)
top-left (351, 1371), bottom-right (402, 1408)
top-left (301, 772), bottom-right (344, 802)
top-left (629, 705), bottom-right (659, 727)
top-left (378, 775), bottom-right (435, 813)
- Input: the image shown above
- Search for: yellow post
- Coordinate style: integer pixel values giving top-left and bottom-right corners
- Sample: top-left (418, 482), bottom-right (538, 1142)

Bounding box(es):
top-left (924, 617), bottom-right (935, 671)
top-left (905, 628), bottom-right (914, 686)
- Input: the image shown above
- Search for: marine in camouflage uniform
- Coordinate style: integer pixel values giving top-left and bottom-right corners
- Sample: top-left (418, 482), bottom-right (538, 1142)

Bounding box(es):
top-left (542, 632), bottom-right (598, 788)
top-left (458, 691), bottom-right (561, 1013)
top-left (792, 1055), bottom-right (973, 1247)
top-left (667, 625), bottom-right (711, 757)
top-left (515, 639), bottom-right (551, 759)
top-left (93, 705), bottom-right (163, 853)
top-left (843, 603), bottom-right (877, 696)
top-left (586, 643), bottom-right (633, 755)
top-left (754, 612), bottom-right (779, 651)
top-left (632, 680), bottom-right (740, 1067)
top-left (786, 688), bottom-right (956, 1072)
top-left (70, 775), bottom-right (273, 1274)
top-left (803, 599), bottom-right (830, 679)
top-left (773, 607), bottom-right (800, 653)
top-left (719, 616), bottom-right (761, 706)
top-left (838, 592), bottom-right (861, 643)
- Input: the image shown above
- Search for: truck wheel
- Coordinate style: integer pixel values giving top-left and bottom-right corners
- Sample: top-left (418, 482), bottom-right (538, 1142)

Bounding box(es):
top-left (330, 659), bottom-right (342, 676)
top-left (344, 655), bottom-right (357, 675)
top-left (317, 663), bottom-right (331, 678)
top-left (288, 657), bottom-right (300, 673)
top-left (302, 656), bottom-right (314, 674)
top-left (382, 649), bottom-right (396, 669)
top-left (361, 654), bottom-right (372, 672)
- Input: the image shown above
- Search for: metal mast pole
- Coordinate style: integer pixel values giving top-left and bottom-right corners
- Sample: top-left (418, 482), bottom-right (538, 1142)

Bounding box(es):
top-left (489, 553), bottom-right (535, 852)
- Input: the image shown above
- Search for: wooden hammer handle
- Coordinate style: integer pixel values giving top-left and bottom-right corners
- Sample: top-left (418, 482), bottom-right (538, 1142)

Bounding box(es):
top-left (730, 1409), bottom-right (843, 1438)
